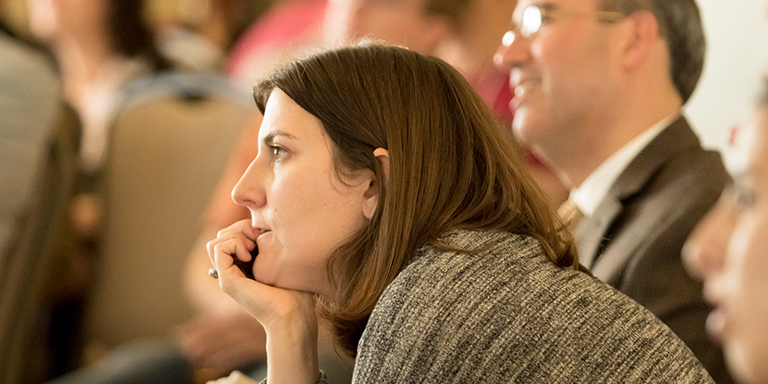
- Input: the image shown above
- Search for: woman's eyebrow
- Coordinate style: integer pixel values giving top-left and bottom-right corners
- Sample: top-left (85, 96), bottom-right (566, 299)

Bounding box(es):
top-left (263, 130), bottom-right (298, 145)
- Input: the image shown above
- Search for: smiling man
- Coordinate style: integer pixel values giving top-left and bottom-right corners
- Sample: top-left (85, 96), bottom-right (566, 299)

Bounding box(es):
top-left (495, 0), bottom-right (733, 382)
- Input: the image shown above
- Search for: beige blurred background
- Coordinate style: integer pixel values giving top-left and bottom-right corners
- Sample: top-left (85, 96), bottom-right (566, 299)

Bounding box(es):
top-left (1, 0), bottom-right (208, 34)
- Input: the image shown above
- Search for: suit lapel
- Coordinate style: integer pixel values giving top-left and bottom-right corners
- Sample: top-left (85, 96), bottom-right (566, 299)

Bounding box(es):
top-left (575, 116), bottom-right (701, 270)
top-left (574, 195), bottom-right (621, 268)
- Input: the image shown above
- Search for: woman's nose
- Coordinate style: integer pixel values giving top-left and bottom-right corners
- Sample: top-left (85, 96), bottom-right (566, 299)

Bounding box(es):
top-left (683, 202), bottom-right (733, 281)
top-left (232, 159), bottom-right (266, 209)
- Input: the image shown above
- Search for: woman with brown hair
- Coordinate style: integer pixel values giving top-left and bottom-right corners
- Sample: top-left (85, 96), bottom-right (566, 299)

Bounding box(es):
top-left (207, 43), bottom-right (714, 383)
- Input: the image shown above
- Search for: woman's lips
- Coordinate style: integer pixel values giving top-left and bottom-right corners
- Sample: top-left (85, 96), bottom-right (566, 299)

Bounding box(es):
top-left (703, 284), bottom-right (729, 342)
top-left (705, 302), bottom-right (728, 342)
top-left (256, 228), bottom-right (271, 239)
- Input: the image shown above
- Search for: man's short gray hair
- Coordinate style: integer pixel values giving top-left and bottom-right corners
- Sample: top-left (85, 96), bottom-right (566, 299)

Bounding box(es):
top-left (600, 0), bottom-right (705, 103)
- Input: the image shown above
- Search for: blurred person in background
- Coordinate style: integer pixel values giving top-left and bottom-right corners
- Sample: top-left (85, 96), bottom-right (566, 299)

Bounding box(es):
top-left (24, 1), bottom-right (266, 383)
top-left (322, 0), bottom-right (452, 53)
top-left (684, 80), bottom-right (768, 384)
top-left (27, 0), bottom-right (170, 279)
top-left (0, 0), bottom-right (58, 266)
top-left (157, 0), bottom-right (275, 73)
top-left (36, 1), bottom-right (319, 383)
top-left (1, 2), bottom-right (86, 382)
top-left (329, 0), bottom-right (567, 205)
top-left (434, 0), bottom-right (517, 121)
top-left (27, 0), bottom-right (169, 179)
top-left (494, 0), bottom-right (733, 381)
top-left (26, 3), bottom-right (172, 376)
top-left (227, 0), bottom-right (326, 84)
top-left (227, 0), bottom-right (454, 87)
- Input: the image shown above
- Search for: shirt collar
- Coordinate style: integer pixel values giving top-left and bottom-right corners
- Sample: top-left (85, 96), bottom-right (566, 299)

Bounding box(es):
top-left (570, 111), bottom-right (681, 217)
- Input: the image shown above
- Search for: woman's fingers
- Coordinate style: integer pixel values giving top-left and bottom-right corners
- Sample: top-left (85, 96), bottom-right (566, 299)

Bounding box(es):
top-left (206, 220), bottom-right (317, 334)
top-left (207, 220), bottom-right (257, 267)
top-left (211, 239), bottom-right (255, 284)
top-left (216, 219), bottom-right (259, 243)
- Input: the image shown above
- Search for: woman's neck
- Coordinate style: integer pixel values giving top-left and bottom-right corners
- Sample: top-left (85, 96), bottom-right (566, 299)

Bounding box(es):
top-left (54, 32), bottom-right (118, 107)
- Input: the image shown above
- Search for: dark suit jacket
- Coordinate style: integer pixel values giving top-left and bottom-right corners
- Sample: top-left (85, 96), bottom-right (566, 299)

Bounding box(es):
top-left (574, 117), bottom-right (733, 383)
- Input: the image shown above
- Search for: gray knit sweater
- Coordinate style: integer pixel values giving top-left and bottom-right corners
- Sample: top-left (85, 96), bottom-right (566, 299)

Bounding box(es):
top-left (352, 230), bottom-right (714, 383)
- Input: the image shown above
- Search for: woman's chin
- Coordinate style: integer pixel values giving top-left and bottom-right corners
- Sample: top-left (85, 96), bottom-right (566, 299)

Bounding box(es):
top-left (252, 267), bottom-right (294, 290)
top-left (251, 261), bottom-right (278, 286)
top-left (252, 259), bottom-right (321, 293)
top-left (724, 340), bottom-right (768, 384)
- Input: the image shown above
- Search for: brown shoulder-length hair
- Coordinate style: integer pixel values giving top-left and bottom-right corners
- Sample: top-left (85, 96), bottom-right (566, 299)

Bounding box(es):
top-left (253, 44), bottom-right (579, 358)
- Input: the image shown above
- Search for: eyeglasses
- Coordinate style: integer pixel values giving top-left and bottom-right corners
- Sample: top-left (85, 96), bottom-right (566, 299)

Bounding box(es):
top-left (502, 4), bottom-right (625, 45)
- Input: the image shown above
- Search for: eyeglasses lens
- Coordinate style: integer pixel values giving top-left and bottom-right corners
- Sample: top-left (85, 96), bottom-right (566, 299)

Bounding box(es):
top-left (521, 6), bottom-right (543, 37)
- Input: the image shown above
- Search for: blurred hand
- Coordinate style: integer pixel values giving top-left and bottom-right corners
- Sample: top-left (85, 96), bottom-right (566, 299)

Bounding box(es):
top-left (71, 193), bottom-right (103, 238)
top-left (177, 310), bottom-right (267, 377)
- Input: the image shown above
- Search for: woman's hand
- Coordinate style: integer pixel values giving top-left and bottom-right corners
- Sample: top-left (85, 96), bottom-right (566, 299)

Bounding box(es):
top-left (206, 219), bottom-right (320, 384)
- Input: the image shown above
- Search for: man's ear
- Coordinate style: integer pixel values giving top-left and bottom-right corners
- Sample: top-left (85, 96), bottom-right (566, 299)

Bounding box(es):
top-left (362, 148), bottom-right (389, 220)
top-left (620, 10), bottom-right (660, 70)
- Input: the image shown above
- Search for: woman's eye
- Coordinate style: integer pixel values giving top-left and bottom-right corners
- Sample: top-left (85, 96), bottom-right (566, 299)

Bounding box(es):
top-left (270, 146), bottom-right (286, 158)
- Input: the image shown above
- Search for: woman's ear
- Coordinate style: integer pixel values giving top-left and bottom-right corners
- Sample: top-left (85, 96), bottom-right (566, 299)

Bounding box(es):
top-left (373, 148), bottom-right (390, 181)
top-left (362, 148), bottom-right (389, 220)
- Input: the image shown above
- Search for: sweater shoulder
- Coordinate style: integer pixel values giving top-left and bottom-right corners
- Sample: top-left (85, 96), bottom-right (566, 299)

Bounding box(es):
top-left (355, 230), bottom-right (713, 383)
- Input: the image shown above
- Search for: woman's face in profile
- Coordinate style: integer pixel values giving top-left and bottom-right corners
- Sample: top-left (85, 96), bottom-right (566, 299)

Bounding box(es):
top-left (684, 107), bottom-right (768, 384)
top-left (232, 89), bottom-right (374, 296)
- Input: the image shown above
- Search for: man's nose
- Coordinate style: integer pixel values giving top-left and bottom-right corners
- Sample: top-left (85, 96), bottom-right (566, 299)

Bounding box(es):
top-left (494, 30), bottom-right (530, 71)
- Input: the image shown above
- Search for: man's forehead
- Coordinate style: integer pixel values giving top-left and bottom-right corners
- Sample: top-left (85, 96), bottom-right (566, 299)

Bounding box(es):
top-left (513, 0), bottom-right (598, 17)
top-left (364, 0), bottom-right (425, 10)
top-left (512, 0), bottom-right (533, 24)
